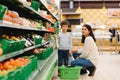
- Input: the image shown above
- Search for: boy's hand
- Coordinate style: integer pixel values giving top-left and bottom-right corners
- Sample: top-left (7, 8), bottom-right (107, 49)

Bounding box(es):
top-left (69, 50), bottom-right (72, 55)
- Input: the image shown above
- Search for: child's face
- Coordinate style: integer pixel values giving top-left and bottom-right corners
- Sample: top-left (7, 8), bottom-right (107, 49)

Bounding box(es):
top-left (61, 24), bottom-right (68, 32)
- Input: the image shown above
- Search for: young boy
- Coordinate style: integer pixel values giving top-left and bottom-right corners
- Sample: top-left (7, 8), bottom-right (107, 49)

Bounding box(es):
top-left (58, 20), bottom-right (72, 66)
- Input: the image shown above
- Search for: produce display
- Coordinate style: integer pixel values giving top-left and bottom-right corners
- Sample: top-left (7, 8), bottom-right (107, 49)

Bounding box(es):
top-left (0, 0), bottom-right (58, 79)
top-left (33, 46), bottom-right (54, 60)
top-left (2, 9), bottom-right (55, 32)
top-left (0, 58), bottom-right (29, 76)
top-left (0, 34), bottom-right (43, 55)
top-left (44, 22), bottom-right (54, 32)
top-left (19, 0), bottom-right (57, 23)
top-left (2, 10), bottom-right (44, 29)
top-left (0, 3), bottom-right (57, 33)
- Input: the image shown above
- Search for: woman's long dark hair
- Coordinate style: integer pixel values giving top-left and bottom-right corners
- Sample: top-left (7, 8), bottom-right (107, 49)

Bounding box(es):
top-left (81, 24), bottom-right (96, 43)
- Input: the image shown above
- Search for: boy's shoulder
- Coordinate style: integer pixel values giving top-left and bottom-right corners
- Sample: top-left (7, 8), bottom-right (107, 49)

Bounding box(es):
top-left (65, 32), bottom-right (72, 36)
top-left (67, 32), bottom-right (72, 35)
top-left (58, 32), bottom-right (72, 36)
top-left (59, 32), bottom-right (71, 34)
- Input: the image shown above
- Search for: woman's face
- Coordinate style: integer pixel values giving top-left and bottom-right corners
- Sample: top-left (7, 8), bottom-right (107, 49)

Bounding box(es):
top-left (82, 26), bottom-right (90, 37)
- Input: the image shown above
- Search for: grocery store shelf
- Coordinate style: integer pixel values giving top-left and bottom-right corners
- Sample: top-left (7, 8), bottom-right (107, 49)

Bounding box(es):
top-left (0, 49), bottom-right (24, 62)
top-left (0, 1), bottom-right (58, 80)
top-left (0, 0), bottom-right (54, 24)
top-left (23, 4), bottom-right (55, 24)
top-left (40, 0), bottom-right (59, 21)
top-left (28, 50), bottom-right (58, 80)
top-left (28, 69), bottom-right (39, 80)
top-left (0, 41), bottom-right (49, 62)
top-left (0, 20), bottom-right (53, 34)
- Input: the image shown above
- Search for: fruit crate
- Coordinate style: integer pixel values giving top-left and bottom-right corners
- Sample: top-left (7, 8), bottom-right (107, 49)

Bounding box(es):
top-left (16, 40), bottom-right (25, 51)
top-left (30, 56), bottom-right (38, 71)
top-left (0, 4), bottom-right (7, 20)
top-left (31, 0), bottom-right (40, 11)
top-left (7, 70), bottom-right (17, 80)
top-left (14, 67), bottom-right (22, 80)
top-left (20, 62), bottom-right (32, 80)
top-left (0, 76), bottom-right (8, 80)
top-left (0, 39), bottom-right (15, 54)
top-left (49, 47), bottom-right (54, 55)
top-left (22, 55), bottom-right (38, 71)
top-left (7, 67), bottom-right (22, 80)
top-left (36, 51), bottom-right (49, 60)
top-left (34, 47), bottom-right (54, 60)
top-left (0, 39), bottom-right (26, 54)
top-left (34, 37), bottom-right (42, 45)
top-left (59, 66), bottom-right (82, 80)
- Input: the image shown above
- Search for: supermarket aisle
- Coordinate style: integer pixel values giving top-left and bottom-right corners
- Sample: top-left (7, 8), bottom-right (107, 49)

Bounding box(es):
top-left (52, 53), bottom-right (120, 80)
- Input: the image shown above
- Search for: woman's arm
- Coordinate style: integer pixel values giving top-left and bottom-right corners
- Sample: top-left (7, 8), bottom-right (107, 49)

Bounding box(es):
top-left (72, 36), bottom-right (95, 59)
top-left (80, 37), bottom-right (94, 58)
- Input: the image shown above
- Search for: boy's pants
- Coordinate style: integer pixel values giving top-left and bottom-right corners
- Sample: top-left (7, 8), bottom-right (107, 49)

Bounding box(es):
top-left (58, 49), bottom-right (69, 66)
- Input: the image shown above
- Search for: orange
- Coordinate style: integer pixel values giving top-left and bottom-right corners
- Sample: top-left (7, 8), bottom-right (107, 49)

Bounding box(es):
top-left (0, 48), bottom-right (3, 56)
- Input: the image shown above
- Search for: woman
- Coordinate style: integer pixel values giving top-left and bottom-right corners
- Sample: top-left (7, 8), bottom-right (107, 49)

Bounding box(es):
top-left (71, 24), bottom-right (99, 76)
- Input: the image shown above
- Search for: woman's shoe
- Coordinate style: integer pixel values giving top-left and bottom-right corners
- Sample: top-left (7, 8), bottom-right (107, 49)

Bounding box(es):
top-left (87, 66), bottom-right (96, 76)
top-left (80, 68), bottom-right (87, 74)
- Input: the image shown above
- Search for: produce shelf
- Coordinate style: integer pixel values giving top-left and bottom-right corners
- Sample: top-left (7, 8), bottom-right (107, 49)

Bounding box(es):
top-left (0, 20), bottom-right (51, 33)
top-left (0, 41), bottom-right (49, 62)
top-left (0, 0), bottom-right (55, 24)
top-left (40, 0), bottom-right (59, 21)
top-left (28, 50), bottom-right (58, 80)
top-left (23, 4), bottom-right (55, 24)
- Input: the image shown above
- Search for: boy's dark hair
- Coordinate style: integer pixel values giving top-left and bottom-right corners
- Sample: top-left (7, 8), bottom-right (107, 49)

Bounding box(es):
top-left (61, 20), bottom-right (70, 27)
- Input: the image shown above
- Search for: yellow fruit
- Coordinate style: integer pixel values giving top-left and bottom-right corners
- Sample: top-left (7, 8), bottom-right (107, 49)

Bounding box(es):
top-left (0, 48), bottom-right (3, 56)
top-left (2, 34), bottom-right (6, 38)
top-left (11, 36), bottom-right (17, 40)
top-left (5, 36), bottom-right (9, 40)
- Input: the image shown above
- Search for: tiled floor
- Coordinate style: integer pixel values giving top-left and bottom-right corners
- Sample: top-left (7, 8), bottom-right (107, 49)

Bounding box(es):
top-left (52, 52), bottom-right (120, 80)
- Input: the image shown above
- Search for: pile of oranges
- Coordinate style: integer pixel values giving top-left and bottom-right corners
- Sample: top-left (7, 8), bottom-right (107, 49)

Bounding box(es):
top-left (0, 58), bottom-right (29, 76)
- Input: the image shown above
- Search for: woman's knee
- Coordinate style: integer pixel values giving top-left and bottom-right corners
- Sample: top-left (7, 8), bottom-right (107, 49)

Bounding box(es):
top-left (71, 60), bottom-right (77, 66)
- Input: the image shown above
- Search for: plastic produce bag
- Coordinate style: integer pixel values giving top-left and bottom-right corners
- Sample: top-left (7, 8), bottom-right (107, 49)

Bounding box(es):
top-left (68, 54), bottom-right (74, 66)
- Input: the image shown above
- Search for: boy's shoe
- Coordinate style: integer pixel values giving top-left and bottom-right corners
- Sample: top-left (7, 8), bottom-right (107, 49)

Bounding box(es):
top-left (58, 70), bottom-right (60, 76)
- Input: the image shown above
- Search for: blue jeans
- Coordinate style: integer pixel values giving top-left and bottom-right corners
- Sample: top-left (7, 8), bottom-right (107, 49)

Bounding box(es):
top-left (71, 53), bottom-right (94, 69)
top-left (72, 52), bottom-right (81, 59)
top-left (58, 49), bottom-right (69, 66)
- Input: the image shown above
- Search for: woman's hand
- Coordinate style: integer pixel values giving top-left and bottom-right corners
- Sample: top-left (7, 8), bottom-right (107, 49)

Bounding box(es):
top-left (72, 49), bottom-right (78, 52)
top-left (76, 56), bottom-right (80, 59)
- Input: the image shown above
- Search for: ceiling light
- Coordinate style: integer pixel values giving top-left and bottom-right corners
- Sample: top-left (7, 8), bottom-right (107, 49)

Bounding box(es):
top-left (76, 1), bottom-right (82, 13)
top-left (102, 0), bottom-right (106, 11)
top-left (76, 6), bottom-right (82, 13)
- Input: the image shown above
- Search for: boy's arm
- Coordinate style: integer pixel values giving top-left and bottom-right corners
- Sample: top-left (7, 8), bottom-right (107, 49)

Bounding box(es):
top-left (69, 33), bottom-right (73, 54)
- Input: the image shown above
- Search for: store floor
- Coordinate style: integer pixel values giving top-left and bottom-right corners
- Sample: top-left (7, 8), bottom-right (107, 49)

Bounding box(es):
top-left (52, 52), bottom-right (120, 80)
